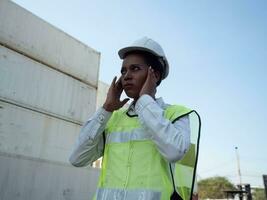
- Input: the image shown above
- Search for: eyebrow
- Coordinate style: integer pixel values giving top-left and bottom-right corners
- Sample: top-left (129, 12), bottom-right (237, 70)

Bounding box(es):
top-left (121, 63), bottom-right (147, 68)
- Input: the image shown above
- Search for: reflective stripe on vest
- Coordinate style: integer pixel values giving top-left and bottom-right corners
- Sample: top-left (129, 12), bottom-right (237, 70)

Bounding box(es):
top-left (96, 188), bottom-right (161, 200)
top-left (106, 128), bottom-right (151, 144)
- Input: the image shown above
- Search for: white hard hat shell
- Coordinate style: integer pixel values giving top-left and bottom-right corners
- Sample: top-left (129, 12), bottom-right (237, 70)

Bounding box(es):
top-left (118, 37), bottom-right (169, 79)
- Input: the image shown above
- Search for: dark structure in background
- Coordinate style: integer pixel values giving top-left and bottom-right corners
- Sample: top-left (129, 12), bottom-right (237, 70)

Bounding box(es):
top-left (263, 175), bottom-right (267, 199)
top-left (224, 184), bottom-right (252, 200)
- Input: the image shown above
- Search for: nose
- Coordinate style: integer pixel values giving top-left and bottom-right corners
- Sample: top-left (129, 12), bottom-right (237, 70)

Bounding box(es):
top-left (123, 70), bottom-right (132, 80)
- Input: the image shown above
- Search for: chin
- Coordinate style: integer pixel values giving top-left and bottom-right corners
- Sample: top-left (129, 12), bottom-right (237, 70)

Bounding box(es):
top-left (125, 91), bottom-right (138, 100)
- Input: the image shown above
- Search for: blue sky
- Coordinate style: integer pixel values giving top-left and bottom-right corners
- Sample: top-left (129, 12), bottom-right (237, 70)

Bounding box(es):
top-left (13, 0), bottom-right (267, 187)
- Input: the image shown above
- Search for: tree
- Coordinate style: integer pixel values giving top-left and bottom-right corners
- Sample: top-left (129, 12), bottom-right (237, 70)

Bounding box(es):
top-left (198, 176), bottom-right (237, 199)
top-left (252, 188), bottom-right (266, 200)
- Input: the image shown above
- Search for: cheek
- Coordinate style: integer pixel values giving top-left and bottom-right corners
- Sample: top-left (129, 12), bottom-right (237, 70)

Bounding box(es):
top-left (137, 73), bottom-right (148, 86)
top-left (134, 79), bottom-right (146, 94)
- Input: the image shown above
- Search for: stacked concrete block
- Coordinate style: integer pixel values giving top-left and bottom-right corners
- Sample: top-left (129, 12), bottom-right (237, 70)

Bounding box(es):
top-left (0, 1), bottom-right (100, 199)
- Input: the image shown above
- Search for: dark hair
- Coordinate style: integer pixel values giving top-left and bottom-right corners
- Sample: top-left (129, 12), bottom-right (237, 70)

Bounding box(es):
top-left (124, 50), bottom-right (164, 86)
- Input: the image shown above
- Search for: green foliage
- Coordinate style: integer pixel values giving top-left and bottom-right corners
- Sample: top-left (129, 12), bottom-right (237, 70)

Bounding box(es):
top-left (198, 176), bottom-right (236, 199)
top-left (253, 188), bottom-right (266, 200)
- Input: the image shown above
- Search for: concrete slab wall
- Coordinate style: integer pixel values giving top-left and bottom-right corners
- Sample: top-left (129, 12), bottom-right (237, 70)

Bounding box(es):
top-left (0, 0), bottom-right (100, 88)
top-left (0, 1), bottom-right (101, 199)
top-left (0, 45), bottom-right (96, 124)
top-left (0, 153), bottom-right (100, 200)
top-left (0, 101), bottom-right (80, 163)
top-left (96, 81), bottom-right (110, 109)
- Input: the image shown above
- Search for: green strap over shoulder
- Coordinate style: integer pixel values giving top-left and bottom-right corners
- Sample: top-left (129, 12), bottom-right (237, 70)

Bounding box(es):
top-left (164, 105), bottom-right (192, 122)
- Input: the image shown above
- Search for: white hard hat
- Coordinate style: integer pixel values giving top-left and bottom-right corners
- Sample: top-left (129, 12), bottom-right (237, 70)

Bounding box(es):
top-left (118, 37), bottom-right (169, 79)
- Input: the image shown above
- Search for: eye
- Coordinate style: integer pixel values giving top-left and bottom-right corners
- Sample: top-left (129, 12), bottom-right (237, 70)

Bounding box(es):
top-left (132, 65), bottom-right (141, 71)
top-left (120, 68), bottom-right (126, 75)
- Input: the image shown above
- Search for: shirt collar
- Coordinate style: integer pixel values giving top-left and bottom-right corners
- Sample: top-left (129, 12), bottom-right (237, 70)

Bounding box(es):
top-left (127, 97), bottom-right (166, 116)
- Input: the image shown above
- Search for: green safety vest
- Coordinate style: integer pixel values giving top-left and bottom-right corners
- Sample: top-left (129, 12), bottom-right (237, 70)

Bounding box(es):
top-left (94, 105), bottom-right (201, 200)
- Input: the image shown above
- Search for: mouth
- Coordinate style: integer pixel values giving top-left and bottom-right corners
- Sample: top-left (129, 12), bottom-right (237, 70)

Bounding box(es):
top-left (123, 83), bottom-right (134, 90)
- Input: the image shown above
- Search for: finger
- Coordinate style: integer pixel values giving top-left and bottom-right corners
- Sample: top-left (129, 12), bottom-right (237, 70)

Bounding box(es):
top-left (111, 76), bottom-right (117, 87)
top-left (147, 67), bottom-right (154, 84)
top-left (115, 76), bottom-right (123, 89)
top-left (116, 76), bottom-right (122, 84)
top-left (149, 67), bottom-right (157, 84)
top-left (117, 85), bottom-right (123, 94)
top-left (115, 85), bottom-right (123, 98)
top-left (114, 77), bottom-right (123, 95)
top-left (145, 66), bottom-right (152, 81)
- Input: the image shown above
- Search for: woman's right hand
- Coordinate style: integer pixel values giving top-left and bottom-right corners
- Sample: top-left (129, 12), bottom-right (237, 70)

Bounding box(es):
top-left (103, 76), bottom-right (129, 112)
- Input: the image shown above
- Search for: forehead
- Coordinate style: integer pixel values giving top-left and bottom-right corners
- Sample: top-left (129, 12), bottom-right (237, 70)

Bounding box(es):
top-left (122, 53), bottom-right (146, 67)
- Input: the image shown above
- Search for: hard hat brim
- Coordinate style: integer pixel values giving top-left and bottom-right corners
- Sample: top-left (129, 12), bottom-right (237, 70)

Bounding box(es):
top-left (118, 46), bottom-right (162, 59)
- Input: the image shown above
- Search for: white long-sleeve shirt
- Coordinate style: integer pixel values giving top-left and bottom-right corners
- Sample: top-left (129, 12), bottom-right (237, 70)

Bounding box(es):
top-left (69, 94), bottom-right (190, 167)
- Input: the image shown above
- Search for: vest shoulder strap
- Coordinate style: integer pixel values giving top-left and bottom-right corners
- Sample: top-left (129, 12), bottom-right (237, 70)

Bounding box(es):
top-left (164, 105), bottom-right (192, 122)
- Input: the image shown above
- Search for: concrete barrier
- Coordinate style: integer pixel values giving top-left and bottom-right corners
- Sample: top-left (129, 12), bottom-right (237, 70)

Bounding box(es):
top-left (0, 0), bottom-right (100, 88)
top-left (0, 153), bottom-right (100, 200)
top-left (0, 1), bottom-right (101, 199)
top-left (0, 45), bottom-right (96, 124)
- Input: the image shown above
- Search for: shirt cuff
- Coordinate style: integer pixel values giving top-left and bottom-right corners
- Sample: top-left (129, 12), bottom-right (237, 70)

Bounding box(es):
top-left (81, 107), bottom-right (112, 141)
top-left (135, 94), bottom-right (156, 115)
top-left (88, 107), bottom-right (112, 124)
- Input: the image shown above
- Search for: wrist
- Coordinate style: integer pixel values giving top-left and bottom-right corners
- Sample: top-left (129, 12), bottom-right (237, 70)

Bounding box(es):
top-left (103, 102), bottom-right (114, 112)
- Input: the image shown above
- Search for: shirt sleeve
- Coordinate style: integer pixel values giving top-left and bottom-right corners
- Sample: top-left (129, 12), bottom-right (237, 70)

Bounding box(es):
top-left (135, 95), bottom-right (191, 163)
top-left (69, 107), bottom-right (112, 167)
